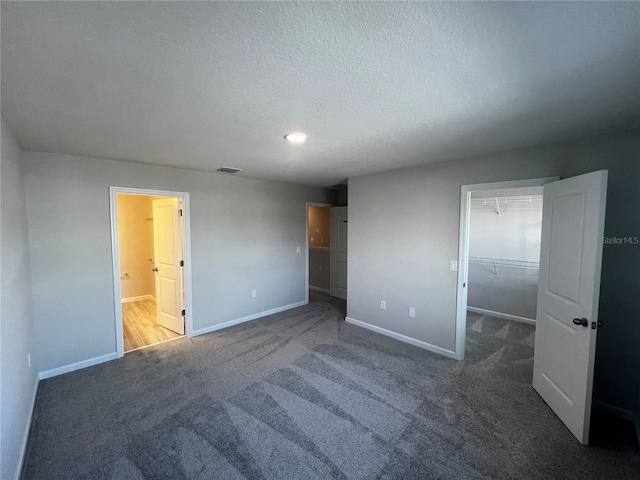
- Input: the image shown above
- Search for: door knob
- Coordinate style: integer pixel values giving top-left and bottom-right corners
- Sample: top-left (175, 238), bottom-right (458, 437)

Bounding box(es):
top-left (572, 318), bottom-right (588, 327)
top-left (152, 267), bottom-right (158, 272)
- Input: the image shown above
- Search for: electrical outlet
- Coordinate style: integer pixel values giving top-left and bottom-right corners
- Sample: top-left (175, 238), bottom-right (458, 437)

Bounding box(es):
top-left (296, 246), bottom-right (301, 253)
top-left (380, 300), bottom-right (386, 310)
top-left (409, 307), bottom-right (416, 317)
top-left (252, 290), bottom-right (257, 298)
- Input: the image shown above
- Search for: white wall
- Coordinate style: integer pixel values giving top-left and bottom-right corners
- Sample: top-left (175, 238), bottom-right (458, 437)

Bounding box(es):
top-left (348, 129), bottom-right (640, 414)
top-left (1, 118), bottom-right (38, 480)
top-left (469, 191), bottom-right (542, 261)
top-left (117, 194), bottom-right (157, 300)
top-left (22, 151), bottom-right (334, 374)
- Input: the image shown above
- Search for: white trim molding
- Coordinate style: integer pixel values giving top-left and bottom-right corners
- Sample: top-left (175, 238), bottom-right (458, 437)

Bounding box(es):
top-left (37, 353), bottom-right (118, 381)
top-left (345, 317), bottom-right (457, 360)
top-left (191, 300), bottom-right (308, 337)
top-left (14, 379), bottom-right (39, 480)
top-left (467, 307), bottom-right (535, 325)
top-left (121, 294), bottom-right (155, 304)
top-left (309, 286), bottom-right (330, 294)
top-left (591, 399), bottom-right (635, 421)
top-left (592, 399), bottom-right (640, 448)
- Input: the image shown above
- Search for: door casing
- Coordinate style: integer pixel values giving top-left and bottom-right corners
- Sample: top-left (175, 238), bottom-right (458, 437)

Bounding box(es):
top-left (109, 186), bottom-right (194, 357)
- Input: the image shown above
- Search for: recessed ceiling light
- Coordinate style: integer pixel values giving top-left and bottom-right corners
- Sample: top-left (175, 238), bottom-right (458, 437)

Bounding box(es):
top-left (284, 132), bottom-right (307, 144)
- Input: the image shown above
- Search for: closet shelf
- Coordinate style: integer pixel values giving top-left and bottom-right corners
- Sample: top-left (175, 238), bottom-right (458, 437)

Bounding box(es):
top-left (471, 195), bottom-right (542, 216)
top-left (470, 195), bottom-right (542, 205)
top-left (469, 256), bottom-right (539, 273)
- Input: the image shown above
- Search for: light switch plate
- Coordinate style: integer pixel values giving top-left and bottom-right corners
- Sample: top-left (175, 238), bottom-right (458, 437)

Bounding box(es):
top-left (450, 260), bottom-right (458, 271)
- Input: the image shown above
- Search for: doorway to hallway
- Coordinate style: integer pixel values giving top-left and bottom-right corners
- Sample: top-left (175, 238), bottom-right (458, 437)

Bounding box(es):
top-left (110, 187), bottom-right (193, 356)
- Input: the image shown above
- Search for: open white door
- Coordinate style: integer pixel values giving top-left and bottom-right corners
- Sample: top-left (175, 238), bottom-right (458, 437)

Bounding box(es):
top-left (533, 170), bottom-right (607, 445)
top-left (331, 206), bottom-right (348, 300)
top-left (153, 198), bottom-right (184, 335)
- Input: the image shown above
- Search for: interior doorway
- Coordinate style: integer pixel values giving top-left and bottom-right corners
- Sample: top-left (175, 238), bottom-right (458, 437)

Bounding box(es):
top-left (456, 172), bottom-right (610, 445)
top-left (307, 203), bottom-right (333, 300)
top-left (454, 177), bottom-right (558, 360)
top-left (110, 187), bottom-right (193, 357)
top-left (461, 185), bottom-right (545, 389)
top-left (466, 186), bottom-right (543, 325)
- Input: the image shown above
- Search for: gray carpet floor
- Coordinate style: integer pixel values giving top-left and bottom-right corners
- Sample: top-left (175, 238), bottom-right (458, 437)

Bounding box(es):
top-left (22, 292), bottom-right (640, 479)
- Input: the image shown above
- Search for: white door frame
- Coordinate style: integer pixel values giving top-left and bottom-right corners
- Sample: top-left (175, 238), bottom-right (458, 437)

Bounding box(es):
top-left (454, 176), bottom-right (558, 360)
top-left (109, 186), bottom-right (194, 357)
top-left (306, 202), bottom-right (335, 303)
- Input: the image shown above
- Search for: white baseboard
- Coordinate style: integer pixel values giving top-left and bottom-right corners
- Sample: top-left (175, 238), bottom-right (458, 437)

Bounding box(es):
top-left (345, 317), bottom-right (457, 360)
top-left (309, 285), bottom-right (330, 294)
top-left (591, 399), bottom-right (636, 421)
top-left (592, 399), bottom-right (640, 447)
top-left (14, 377), bottom-right (39, 480)
top-left (37, 352), bottom-right (118, 380)
top-left (592, 398), bottom-right (640, 446)
top-left (467, 306), bottom-right (535, 325)
top-left (121, 294), bottom-right (155, 303)
top-left (191, 300), bottom-right (308, 337)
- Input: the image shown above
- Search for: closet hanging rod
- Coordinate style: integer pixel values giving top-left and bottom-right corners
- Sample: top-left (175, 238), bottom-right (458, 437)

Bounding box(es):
top-left (470, 194), bottom-right (543, 205)
top-left (469, 256), bottom-right (540, 270)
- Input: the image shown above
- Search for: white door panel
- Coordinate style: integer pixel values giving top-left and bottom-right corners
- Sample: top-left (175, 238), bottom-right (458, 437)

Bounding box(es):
top-left (533, 170), bottom-right (607, 445)
top-left (153, 198), bottom-right (184, 335)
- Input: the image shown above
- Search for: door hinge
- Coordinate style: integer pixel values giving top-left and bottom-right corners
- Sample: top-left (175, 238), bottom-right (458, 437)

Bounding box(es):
top-left (182, 309), bottom-right (186, 316)
top-left (178, 209), bottom-right (183, 216)
top-left (180, 260), bottom-right (184, 267)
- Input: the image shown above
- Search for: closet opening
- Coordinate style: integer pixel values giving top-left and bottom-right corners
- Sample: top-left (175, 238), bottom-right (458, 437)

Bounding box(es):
top-left (465, 186), bottom-right (543, 353)
top-left (467, 187), bottom-right (543, 325)
top-left (454, 177), bottom-right (557, 360)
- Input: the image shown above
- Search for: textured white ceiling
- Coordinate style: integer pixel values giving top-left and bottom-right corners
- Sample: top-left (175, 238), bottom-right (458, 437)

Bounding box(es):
top-left (2, 2), bottom-right (639, 186)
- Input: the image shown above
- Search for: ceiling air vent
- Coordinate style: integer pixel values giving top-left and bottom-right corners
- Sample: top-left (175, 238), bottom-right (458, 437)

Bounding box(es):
top-left (216, 167), bottom-right (243, 174)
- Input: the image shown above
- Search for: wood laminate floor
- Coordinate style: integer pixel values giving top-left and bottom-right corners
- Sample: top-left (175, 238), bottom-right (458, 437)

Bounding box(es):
top-left (122, 299), bottom-right (182, 352)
